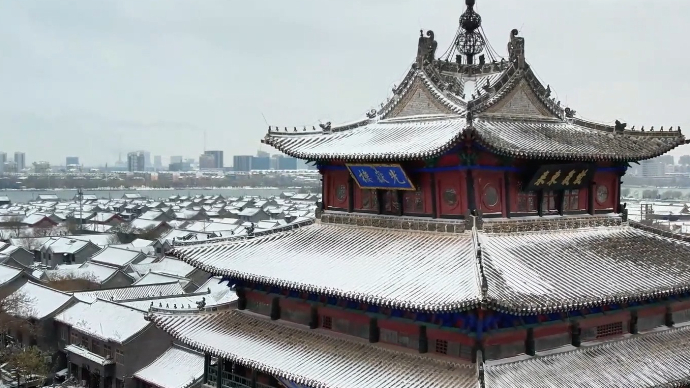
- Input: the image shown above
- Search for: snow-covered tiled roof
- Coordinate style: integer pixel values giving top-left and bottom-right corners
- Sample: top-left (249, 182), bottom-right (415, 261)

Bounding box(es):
top-left (480, 225), bottom-right (690, 314)
top-left (65, 344), bottom-right (114, 366)
top-left (484, 324), bottom-right (690, 387)
top-left (55, 299), bottom-right (151, 343)
top-left (263, 115), bottom-right (466, 162)
top-left (45, 262), bottom-right (125, 284)
top-left (150, 310), bottom-right (478, 388)
top-left (472, 118), bottom-right (686, 162)
top-left (134, 271), bottom-right (190, 288)
top-left (134, 345), bottom-right (204, 388)
top-left (90, 246), bottom-right (145, 268)
top-left (131, 219), bottom-right (168, 231)
top-left (73, 281), bottom-right (186, 303)
top-left (172, 222), bottom-right (480, 312)
top-left (129, 257), bottom-right (196, 278)
top-left (0, 264), bottom-right (22, 286)
top-left (194, 277), bottom-right (239, 306)
top-left (8, 281), bottom-right (73, 319)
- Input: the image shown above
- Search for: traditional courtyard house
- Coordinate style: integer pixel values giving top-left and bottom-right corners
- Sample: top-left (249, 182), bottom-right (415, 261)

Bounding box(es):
top-left (122, 193), bottom-right (144, 200)
top-left (237, 207), bottom-right (270, 223)
top-left (4, 282), bottom-right (75, 358)
top-left (89, 212), bottom-right (125, 227)
top-left (133, 344), bottom-right (204, 388)
top-left (139, 210), bottom-right (175, 223)
top-left (125, 238), bottom-right (170, 257)
top-left (0, 245), bottom-right (35, 269)
top-left (129, 257), bottom-right (209, 290)
top-left (0, 264), bottom-right (36, 297)
top-left (20, 213), bottom-right (58, 229)
top-left (175, 209), bottom-right (208, 222)
top-left (130, 219), bottom-right (172, 234)
top-left (41, 237), bottom-right (101, 268)
top-left (147, 2), bottom-right (690, 387)
top-left (89, 246), bottom-right (148, 269)
top-left (43, 262), bottom-right (135, 290)
top-left (37, 194), bottom-right (60, 202)
top-left (133, 271), bottom-right (197, 293)
top-left (54, 299), bottom-right (173, 388)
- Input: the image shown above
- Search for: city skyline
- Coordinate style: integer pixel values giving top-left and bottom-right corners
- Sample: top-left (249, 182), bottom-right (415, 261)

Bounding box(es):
top-left (1, 0), bottom-right (689, 166)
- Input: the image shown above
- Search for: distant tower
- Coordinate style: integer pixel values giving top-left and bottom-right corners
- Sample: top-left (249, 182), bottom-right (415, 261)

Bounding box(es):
top-left (13, 152), bottom-right (26, 171)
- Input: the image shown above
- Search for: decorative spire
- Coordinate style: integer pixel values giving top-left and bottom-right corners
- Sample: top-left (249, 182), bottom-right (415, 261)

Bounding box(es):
top-left (456, 0), bottom-right (485, 64)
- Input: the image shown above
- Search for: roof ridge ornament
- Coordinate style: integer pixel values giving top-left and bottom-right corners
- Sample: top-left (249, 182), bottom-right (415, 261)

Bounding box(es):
top-left (416, 30), bottom-right (438, 67)
top-left (615, 120), bottom-right (627, 132)
top-left (508, 29), bottom-right (526, 68)
top-left (456, 0), bottom-right (485, 65)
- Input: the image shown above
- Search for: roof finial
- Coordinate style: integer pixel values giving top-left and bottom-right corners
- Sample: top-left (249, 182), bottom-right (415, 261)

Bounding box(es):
top-left (456, 0), bottom-right (485, 65)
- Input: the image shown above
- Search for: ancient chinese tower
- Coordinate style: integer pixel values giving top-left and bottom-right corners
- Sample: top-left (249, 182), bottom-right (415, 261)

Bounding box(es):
top-left (150, 2), bottom-right (690, 387)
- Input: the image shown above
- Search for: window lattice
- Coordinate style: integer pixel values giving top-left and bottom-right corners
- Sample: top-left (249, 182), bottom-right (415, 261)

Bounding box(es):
top-left (517, 190), bottom-right (537, 212)
top-left (541, 191), bottom-right (557, 213)
top-left (435, 339), bottom-right (448, 354)
top-left (563, 189), bottom-right (580, 211)
top-left (322, 315), bottom-right (332, 330)
top-left (596, 322), bottom-right (623, 338)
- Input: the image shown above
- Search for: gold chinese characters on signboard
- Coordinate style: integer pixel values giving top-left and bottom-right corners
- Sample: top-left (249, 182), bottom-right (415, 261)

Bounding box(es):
top-left (526, 164), bottom-right (595, 191)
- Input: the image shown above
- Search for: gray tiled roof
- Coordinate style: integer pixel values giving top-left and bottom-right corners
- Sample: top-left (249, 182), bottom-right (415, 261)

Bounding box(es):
top-left (172, 217), bottom-right (690, 315)
top-left (262, 114), bottom-right (683, 163)
top-left (172, 222), bottom-right (481, 312)
top-left (480, 225), bottom-right (690, 314)
top-left (149, 309), bottom-right (479, 388)
top-left (484, 325), bottom-right (690, 387)
top-left (472, 118), bottom-right (685, 161)
top-left (262, 115), bottom-right (465, 162)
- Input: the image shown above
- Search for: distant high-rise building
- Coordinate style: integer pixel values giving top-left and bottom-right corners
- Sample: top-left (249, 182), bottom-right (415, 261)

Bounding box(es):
top-left (154, 155), bottom-right (162, 168)
top-left (127, 151), bottom-right (146, 172)
top-left (233, 155), bottom-right (253, 172)
top-left (274, 155), bottom-right (298, 170)
top-left (13, 152), bottom-right (25, 171)
top-left (251, 156), bottom-right (271, 170)
top-left (142, 151), bottom-right (152, 170)
top-left (257, 150), bottom-right (270, 158)
top-left (66, 156), bottom-right (79, 166)
top-left (170, 156), bottom-right (183, 164)
top-left (199, 154), bottom-right (216, 170)
top-left (0, 152), bottom-right (6, 173)
top-left (204, 150), bottom-right (224, 169)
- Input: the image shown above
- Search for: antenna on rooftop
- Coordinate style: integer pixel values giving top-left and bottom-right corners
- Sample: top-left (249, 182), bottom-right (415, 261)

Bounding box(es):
top-left (77, 187), bottom-right (83, 235)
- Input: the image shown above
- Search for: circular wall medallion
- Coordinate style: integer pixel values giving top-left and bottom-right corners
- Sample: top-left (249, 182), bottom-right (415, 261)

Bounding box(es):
top-left (482, 184), bottom-right (499, 208)
top-left (443, 188), bottom-right (458, 208)
top-left (336, 184), bottom-right (347, 203)
top-left (596, 185), bottom-right (609, 204)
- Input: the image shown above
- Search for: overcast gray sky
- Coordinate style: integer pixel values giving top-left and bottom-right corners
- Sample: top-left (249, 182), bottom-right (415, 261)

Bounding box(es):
top-left (2, 0), bottom-right (689, 166)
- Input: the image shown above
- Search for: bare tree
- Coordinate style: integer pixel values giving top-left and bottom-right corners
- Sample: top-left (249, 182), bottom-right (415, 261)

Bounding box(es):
top-left (65, 218), bottom-right (80, 235)
top-left (16, 237), bottom-right (45, 253)
top-left (43, 272), bottom-right (100, 292)
top-left (30, 226), bottom-right (56, 238)
top-left (139, 225), bottom-right (165, 241)
top-left (106, 234), bottom-right (121, 245)
top-left (5, 216), bottom-right (25, 238)
top-left (0, 291), bottom-right (38, 350)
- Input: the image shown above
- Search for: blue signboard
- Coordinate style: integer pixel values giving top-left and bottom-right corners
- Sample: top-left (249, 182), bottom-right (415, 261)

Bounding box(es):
top-left (277, 378), bottom-right (311, 388)
top-left (346, 164), bottom-right (416, 190)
